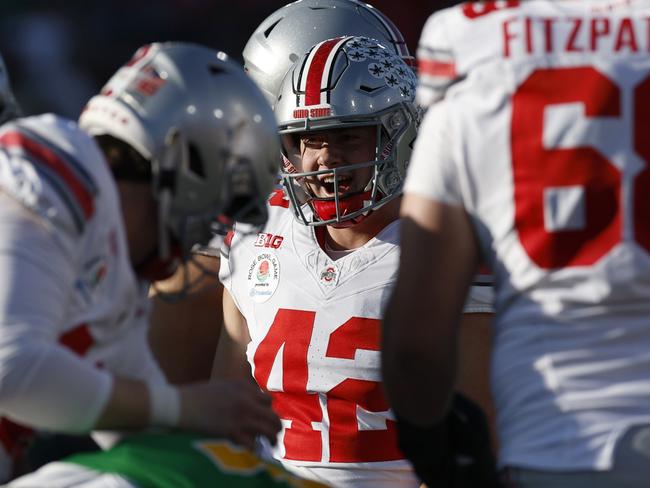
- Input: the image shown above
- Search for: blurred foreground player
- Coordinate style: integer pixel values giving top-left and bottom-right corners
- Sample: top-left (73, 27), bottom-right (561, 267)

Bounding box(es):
top-left (0, 42), bottom-right (281, 480)
top-left (383, 1), bottom-right (650, 487)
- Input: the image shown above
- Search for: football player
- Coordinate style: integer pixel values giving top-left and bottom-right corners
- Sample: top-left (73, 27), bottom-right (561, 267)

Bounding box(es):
top-left (217, 31), bottom-right (497, 486)
top-left (214, 36), bottom-right (420, 487)
top-left (383, 1), bottom-right (650, 487)
top-left (244, 0), bottom-right (499, 469)
top-left (147, 0), bottom-right (417, 386)
top-left (0, 42), bottom-right (281, 481)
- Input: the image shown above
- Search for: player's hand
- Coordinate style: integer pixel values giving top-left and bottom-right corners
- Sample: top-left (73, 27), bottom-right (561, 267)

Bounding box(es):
top-left (178, 380), bottom-right (281, 450)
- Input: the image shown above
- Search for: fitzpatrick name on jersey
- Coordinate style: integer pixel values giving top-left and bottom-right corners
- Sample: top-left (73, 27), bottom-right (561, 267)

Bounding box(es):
top-left (408, 0), bottom-right (650, 473)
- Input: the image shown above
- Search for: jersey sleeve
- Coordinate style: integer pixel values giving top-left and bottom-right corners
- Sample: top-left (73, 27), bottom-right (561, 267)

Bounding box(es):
top-left (403, 99), bottom-right (463, 206)
top-left (0, 116), bottom-right (101, 242)
top-left (0, 196), bottom-right (112, 433)
top-left (218, 230), bottom-right (235, 291)
top-left (416, 9), bottom-right (457, 109)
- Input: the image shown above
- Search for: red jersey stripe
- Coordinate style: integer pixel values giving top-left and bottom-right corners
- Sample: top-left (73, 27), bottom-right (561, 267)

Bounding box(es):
top-left (418, 59), bottom-right (457, 78)
top-left (0, 131), bottom-right (95, 219)
top-left (59, 324), bottom-right (94, 357)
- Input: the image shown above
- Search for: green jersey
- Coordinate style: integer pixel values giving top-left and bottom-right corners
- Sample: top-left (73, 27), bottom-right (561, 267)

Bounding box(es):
top-left (66, 432), bottom-right (327, 488)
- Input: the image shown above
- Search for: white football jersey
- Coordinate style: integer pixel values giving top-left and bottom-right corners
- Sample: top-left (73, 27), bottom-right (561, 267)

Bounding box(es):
top-left (407, 0), bottom-right (650, 471)
top-left (0, 115), bottom-right (164, 431)
top-left (221, 190), bottom-right (417, 487)
top-left (220, 189), bottom-right (490, 487)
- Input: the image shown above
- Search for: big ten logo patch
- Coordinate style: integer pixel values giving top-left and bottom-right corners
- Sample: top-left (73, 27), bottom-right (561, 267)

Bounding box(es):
top-left (254, 232), bottom-right (284, 249)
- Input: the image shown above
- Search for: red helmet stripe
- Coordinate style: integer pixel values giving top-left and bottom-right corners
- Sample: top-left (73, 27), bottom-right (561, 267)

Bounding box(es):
top-left (303, 37), bottom-right (348, 106)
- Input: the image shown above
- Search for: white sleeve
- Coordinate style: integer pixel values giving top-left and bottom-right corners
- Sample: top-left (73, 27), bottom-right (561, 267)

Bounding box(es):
top-left (404, 99), bottom-right (463, 206)
top-left (218, 231), bottom-right (234, 292)
top-left (0, 198), bottom-right (112, 433)
top-left (416, 9), bottom-right (457, 108)
top-left (218, 230), bottom-right (249, 317)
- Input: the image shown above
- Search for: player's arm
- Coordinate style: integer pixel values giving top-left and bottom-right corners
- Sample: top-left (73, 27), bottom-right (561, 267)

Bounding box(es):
top-left (211, 288), bottom-right (254, 382)
top-left (381, 193), bottom-right (479, 425)
top-left (381, 196), bottom-right (497, 487)
top-left (0, 204), bottom-right (279, 448)
top-left (456, 312), bottom-right (497, 450)
top-left (148, 253), bottom-right (223, 383)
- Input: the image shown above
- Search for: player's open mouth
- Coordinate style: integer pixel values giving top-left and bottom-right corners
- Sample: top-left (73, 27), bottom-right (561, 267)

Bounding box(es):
top-left (317, 175), bottom-right (353, 196)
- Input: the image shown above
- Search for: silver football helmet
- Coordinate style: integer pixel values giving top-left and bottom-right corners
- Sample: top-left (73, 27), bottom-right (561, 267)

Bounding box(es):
top-left (243, 0), bottom-right (414, 105)
top-left (79, 42), bottom-right (280, 261)
top-left (275, 36), bottom-right (418, 227)
top-left (0, 53), bottom-right (20, 125)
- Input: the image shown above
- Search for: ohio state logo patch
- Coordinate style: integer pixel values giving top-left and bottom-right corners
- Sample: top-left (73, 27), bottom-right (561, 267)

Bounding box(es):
top-left (247, 251), bottom-right (280, 303)
top-left (319, 264), bottom-right (339, 287)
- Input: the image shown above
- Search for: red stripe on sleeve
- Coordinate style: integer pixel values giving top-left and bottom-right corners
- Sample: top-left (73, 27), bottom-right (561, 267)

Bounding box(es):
top-left (0, 131), bottom-right (95, 219)
top-left (59, 324), bottom-right (94, 356)
top-left (418, 59), bottom-right (457, 78)
top-left (224, 230), bottom-right (235, 249)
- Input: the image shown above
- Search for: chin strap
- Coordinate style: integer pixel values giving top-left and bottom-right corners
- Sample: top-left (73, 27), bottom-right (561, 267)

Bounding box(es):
top-left (311, 190), bottom-right (375, 227)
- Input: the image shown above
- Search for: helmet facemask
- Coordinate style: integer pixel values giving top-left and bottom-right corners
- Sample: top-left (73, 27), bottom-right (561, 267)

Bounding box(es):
top-left (280, 104), bottom-right (414, 227)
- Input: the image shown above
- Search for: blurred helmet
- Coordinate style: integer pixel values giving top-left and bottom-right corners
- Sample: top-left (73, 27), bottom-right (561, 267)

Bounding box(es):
top-left (243, 0), bottom-right (414, 105)
top-left (0, 53), bottom-right (20, 125)
top-left (79, 42), bottom-right (280, 261)
top-left (275, 36), bottom-right (418, 227)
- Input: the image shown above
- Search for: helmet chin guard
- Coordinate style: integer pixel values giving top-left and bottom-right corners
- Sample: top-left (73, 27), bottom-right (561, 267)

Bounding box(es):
top-left (312, 191), bottom-right (376, 228)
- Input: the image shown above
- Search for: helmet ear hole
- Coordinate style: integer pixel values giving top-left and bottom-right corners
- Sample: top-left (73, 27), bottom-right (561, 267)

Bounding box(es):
top-left (187, 143), bottom-right (205, 179)
top-left (264, 18), bottom-right (282, 38)
top-left (208, 64), bottom-right (226, 76)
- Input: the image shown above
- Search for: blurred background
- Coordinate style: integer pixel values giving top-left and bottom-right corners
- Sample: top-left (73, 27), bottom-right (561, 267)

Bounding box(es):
top-left (0, 0), bottom-right (459, 119)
